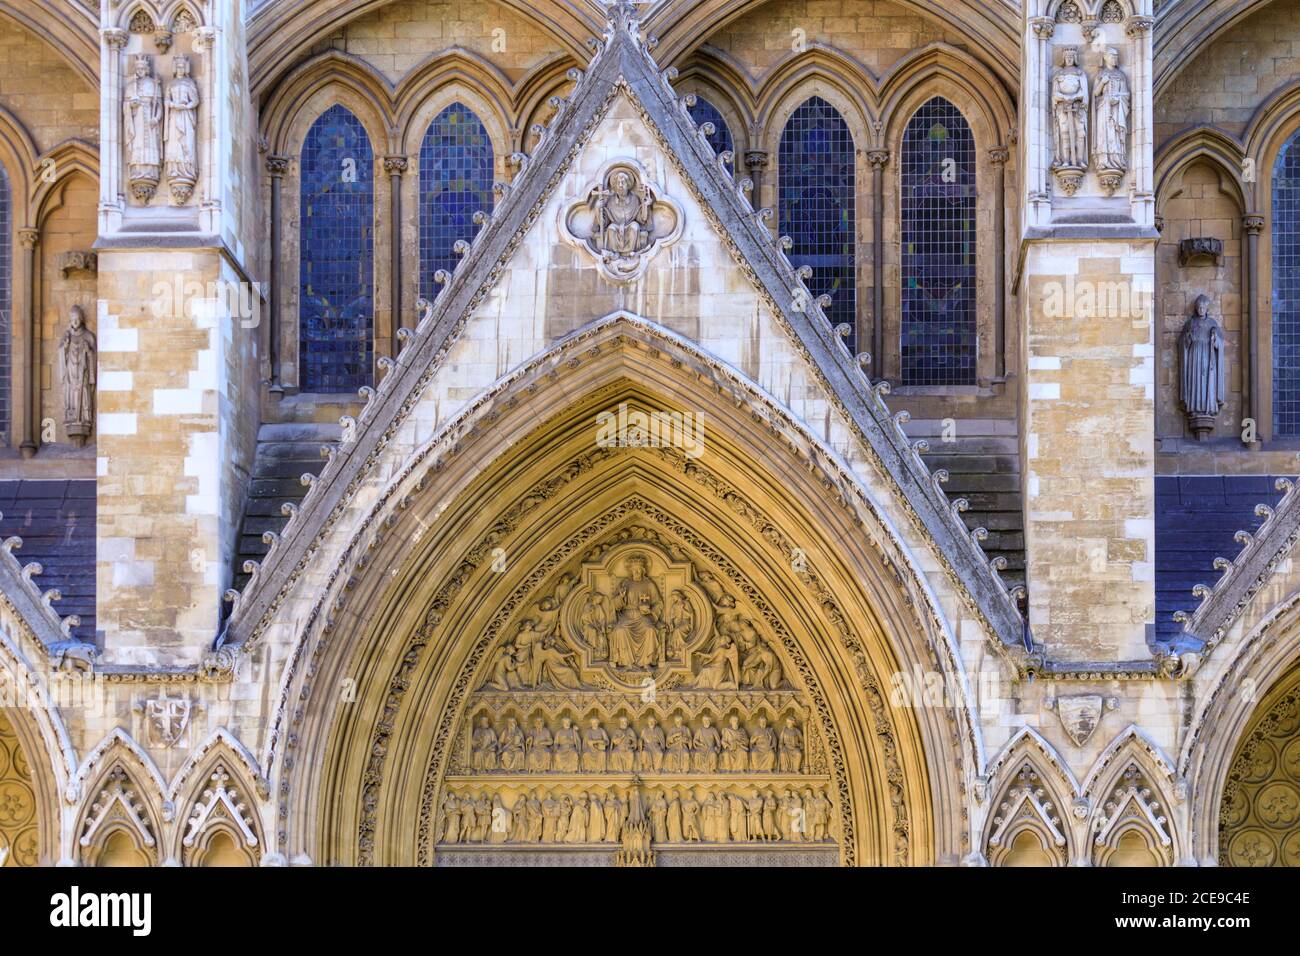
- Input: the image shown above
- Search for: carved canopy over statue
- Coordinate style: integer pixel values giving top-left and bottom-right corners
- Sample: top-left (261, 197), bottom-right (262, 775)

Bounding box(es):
top-left (561, 160), bottom-right (684, 282)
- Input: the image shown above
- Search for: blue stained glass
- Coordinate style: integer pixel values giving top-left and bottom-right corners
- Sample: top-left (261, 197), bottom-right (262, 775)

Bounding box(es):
top-left (0, 163), bottom-right (9, 442)
top-left (299, 104), bottom-right (374, 393)
top-left (687, 96), bottom-right (734, 176)
top-left (901, 97), bottom-right (977, 386)
top-left (1273, 130), bottom-right (1300, 435)
top-left (419, 103), bottom-right (494, 299)
top-left (779, 97), bottom-right (857, 349)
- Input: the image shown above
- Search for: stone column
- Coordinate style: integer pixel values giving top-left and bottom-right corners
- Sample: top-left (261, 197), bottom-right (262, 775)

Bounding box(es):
top-left (192, 27), bottom-right (220, 233)
top-left (1025, 17), bottom-right (1055, 229)
top-left (267, 156), bottom-right (290, 394)
top-left (98, 29), bottom-right (129, 234)
top-left (867, 149), bottom-right (889, 378)
top-left (18, 229), bottom-right (39, 458)
top-left (385, 156), bottom-right (409, 335)
top-left (989, 145), bottom-right (1009, 381)
top-left (1125, 16), bottom-right (1156, 227)
top-left (744, 149), bottom-right (768, 213)
top-left (1243, 213), bottom-right (1265, 444)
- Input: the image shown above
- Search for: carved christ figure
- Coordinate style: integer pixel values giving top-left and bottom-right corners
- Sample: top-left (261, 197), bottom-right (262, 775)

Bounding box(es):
top-left (59, 305), bottom-right (96, 446)
top-left (1050, 46), bottom-right (1088, 170)
top-left (606, 554), bottom-right (664, 668)
top-left (1180, 294), bottom-right (1226, 439)
top-left (124, 55), bottom-right (164, 201)
top-left (164, 55), bottom-right (200, 203)
top-left (1092, 47), bottom-right (1131, 175)
top-left (592, 168), bottom-right (652, 260)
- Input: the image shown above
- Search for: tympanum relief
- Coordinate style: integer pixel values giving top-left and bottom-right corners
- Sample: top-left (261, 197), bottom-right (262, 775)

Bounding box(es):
top-left (439, 532), bottom-right (838, 864)
top-left (561, 160), bottom-right (684, 282)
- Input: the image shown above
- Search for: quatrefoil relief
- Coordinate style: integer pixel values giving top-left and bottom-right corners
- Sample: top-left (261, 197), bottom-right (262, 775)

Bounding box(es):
top-left (560, 159), bottom-right (684, 283)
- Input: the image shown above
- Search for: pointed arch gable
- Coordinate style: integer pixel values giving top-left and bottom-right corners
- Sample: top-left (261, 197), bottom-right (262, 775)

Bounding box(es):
top-left (982, 728), bottom-right (1080, 865)
top-left (169, 728), bottom-right (266, 865)
top-left (73, 729), bottom-right (166, 865)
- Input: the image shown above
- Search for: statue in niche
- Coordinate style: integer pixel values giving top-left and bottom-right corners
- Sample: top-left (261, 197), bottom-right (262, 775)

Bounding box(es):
top-left (526, 717), bottom-right (552, 772)
top-left (1092, 47), bottom-right (1131, 194)
top-left (609, 716), bottom-right (637, 772)
top-left (721, 715), bottom-right (750, 772)
top-left (664, 715), bottom-right (692, 773)
top-left (778, 717), bottom-right (804, 773)
top-left (750, 715), bottom-right (778, 772)
top-left (124, 54), bottom-right (164, 202)
top-left (1050, 46), bottom-right (1089, 195)
top-left (553, 717), bottom-right (580, 773)
top-left (470, 716), bottom-right (498, 771)
top-left (164, 54), bottom-right (199, 204)
top-left (607, 553), bottom-right (665, 668)
top-left (497, 717), bottom-right (525, 772)
top-left (59, 304), bottom-right (96, 446)
top-left (637, 716), bottom-right (665, 772)
top-left (581, 717), bottom-right (610, 773)
top-left (1179, 293), bottom-right (1227, 440)
top-left (692, 715), bottom-right (721, 773)
top-left (680, 793), bottom-right (701, 841)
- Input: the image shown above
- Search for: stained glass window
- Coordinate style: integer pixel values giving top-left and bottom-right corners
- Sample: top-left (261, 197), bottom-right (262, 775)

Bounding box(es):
top-left (0, 163), bottom-right (9, 442)
top-left (299, 104), bottom-right (374, 393)
top-left (901, 97), bottom-right (977, 386)
top-left (419, 103), bottom-right (494, 299)
top-left (1273, 129), bottom-right (1300, 434)
top-left (779, 97), bottom-right (856, 348)
top-left (687, 96), bottom-right (734, 176)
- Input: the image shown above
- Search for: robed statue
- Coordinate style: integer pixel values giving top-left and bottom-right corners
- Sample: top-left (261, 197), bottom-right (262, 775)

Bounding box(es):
top-left (124, 54), bottom-right (163, 201)
top-left (59, 305), bottom-right (96, 446)
top-left (1179, 294), bottom-right (1226, 440)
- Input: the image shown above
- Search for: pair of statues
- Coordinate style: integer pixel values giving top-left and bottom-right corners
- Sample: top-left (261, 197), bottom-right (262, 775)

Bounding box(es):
top-left (1050, 46), bottom-right (1130, 194)
top-left (124, 53), bottom-right (200, 204)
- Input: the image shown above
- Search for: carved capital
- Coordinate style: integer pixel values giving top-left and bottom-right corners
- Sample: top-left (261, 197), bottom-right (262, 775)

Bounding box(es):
top-left (1029, 17), bottom-right (1055, 40)
top-left (1124, 16), bottom-right (1154, 38)
top-left (866, 149), bottom-right (890, 169)
top-left (101, 28), bottom-right (129, 50)
top-left (266, 155), bottom-right (290, 177)
top-left (1242, 214), bottom-right (1266, 235)
top-left (18, 228), bottom-right (39, 250)
top-left (987, 145), bottom-right (1010, 166)
top-left (743, 149), bottom-right (769, 171)
top-left (192, 26), bottom-right (217, 53)
top-left (384, 155), bottom-right (410, 176)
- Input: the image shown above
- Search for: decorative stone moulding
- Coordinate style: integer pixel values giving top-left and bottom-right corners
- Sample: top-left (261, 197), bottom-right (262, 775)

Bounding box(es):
top-left (1178, 237), bottom-right (1223, 267)
top-left (560, 158), bottom-right (684, 283)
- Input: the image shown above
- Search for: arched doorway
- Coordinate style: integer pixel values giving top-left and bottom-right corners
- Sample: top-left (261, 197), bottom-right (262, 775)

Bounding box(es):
top-left (271, 319), bottom-right (979, 866)
top-left (1219, 663), bottom-right (1300, 866)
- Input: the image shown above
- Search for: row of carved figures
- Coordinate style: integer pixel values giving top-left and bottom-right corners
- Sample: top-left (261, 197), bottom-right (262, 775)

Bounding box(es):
top-left (467, 713), bottom-right (805, 774)
top-left (439, 786), bottom-right (836, 846)
top-left (124, 53), bottom-right (200, 204)
top-left (1049, 45), bottom-right (1130, 195)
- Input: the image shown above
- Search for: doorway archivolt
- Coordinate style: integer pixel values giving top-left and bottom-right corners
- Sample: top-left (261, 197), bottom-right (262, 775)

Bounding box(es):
top-left (279, 320), bottom-right (980, 866)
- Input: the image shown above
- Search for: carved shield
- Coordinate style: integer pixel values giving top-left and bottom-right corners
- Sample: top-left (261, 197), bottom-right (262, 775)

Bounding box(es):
top-left (1057, 694), bottom-right (1103, 747)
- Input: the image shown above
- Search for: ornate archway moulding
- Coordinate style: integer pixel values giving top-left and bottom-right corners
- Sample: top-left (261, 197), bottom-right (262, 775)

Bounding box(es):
top-left (559, 157), bottom-right (684, 282)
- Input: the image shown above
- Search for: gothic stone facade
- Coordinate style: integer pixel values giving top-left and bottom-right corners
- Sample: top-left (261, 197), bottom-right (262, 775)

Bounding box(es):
top-left (0, 0), bottom-right (1298, 867)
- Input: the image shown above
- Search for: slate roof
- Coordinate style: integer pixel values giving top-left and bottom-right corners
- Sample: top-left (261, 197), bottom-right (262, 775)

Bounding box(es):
top-left (0, 479), bottom-right (95, 643)
top-left (1155, 475), bottom-right (1285, 649)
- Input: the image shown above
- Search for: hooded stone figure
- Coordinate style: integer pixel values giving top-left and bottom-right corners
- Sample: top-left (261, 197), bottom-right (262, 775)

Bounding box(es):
top-left (1179, 294), bottom-right (1226, 440)
top-left (59, 304), bottom-right (96, 446)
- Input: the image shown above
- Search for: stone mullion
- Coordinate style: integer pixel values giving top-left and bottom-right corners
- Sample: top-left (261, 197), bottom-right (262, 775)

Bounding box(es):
top-left (867, 149), bottom-right (888, 379)
top-left (1243, 213), bottom-right (1265, 443)
top-left (989, 145), bottom-right (1010, 381)
top-left (18, 229), bottom-right (39, 458)
top-left (266, 156), bottom-right (290, 395)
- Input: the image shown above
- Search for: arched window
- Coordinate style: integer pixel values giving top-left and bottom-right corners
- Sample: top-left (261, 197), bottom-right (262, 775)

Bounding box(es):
top-left (779, 97), bottom-right (856, 346)
top-left (688, 96), bottom-right (734, 176)
top-left (1272, 128), bottom-right (1300, 435)
top-left (299, 104), bottom-right (374, 393)
top-left (901, 97), bottom-right (977, 386)
top-left (419, 103), bottom-right (494, 299)
top-left (0, 162), bottom-right (10, 442)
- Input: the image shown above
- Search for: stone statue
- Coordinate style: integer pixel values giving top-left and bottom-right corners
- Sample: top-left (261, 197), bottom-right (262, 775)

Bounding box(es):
top-left (579, 593), bottom-right (610, 659)
top-left (749, 715), bottom-right (777, 772)
top-left (489, 795), bottom-right (509, 844)
top-left (581, 717), bottom-right (610, 772)
top-left (124, 54), bottom-right (164, 202)
top-left (1092, 47), bottom-right (1131, 193)
top-left (470, 716), bottom-right (498, 771)
top-left (525, 795), bottom-right (543, 842)
top-left (164, 55), bottom-right (199, 203)
top-left (637, 715), bottom-right (665, 772)
top-left (497, 717), bottom-right (525, 772)
top-left (665, 589), bottom-right (694, 659)
top-left (440, 794), bottom-right (461, 843)
top-left (552, 716), bottom-right (580, 773)
top-left (648, 791), bottom-right (669, 842)
top-left (692, 715), bottom-right (721, 773)
top-left (664, 714), bottom-right (692, 773)
top-left (607, 553), bottom-right (664, 668)
top-left (739, 626), bottom-right (783, 690)
top-left (526, 717), bottom-right (552, 772)
top-left (694, 632), bottom-right (740, 690)
top-left (1179, 294), bottom-right (1226, 440)
top-left (609, 716), bottom-right (637, 772)
top-left (603, 793), bottom-right (624, 843)
top-left (680, 793), bottom-right (701, 841)
top-left (721, 714), bottom-right (750, 772)
top-left (1050, 47), bottom-right (1089, 174)
top-left (590, 167), bottom-right (653, 278)
top-left (778, 717), bottom-right (804, 774)
top-left (588, 793), bottom-right (605, 843)
top-left (59, 304), bottom-right (96, 446)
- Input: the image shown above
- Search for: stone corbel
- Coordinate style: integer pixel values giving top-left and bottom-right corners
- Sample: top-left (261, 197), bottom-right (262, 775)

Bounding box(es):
top-left (1178, 237), bottom-right (1223, 268)
top-left (58, 250), bottom-right (98, 279)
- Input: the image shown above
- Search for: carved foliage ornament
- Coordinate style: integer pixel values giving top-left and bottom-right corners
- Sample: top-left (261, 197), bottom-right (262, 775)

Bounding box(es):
top-left (561, 159), bottom-right (683, 283)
